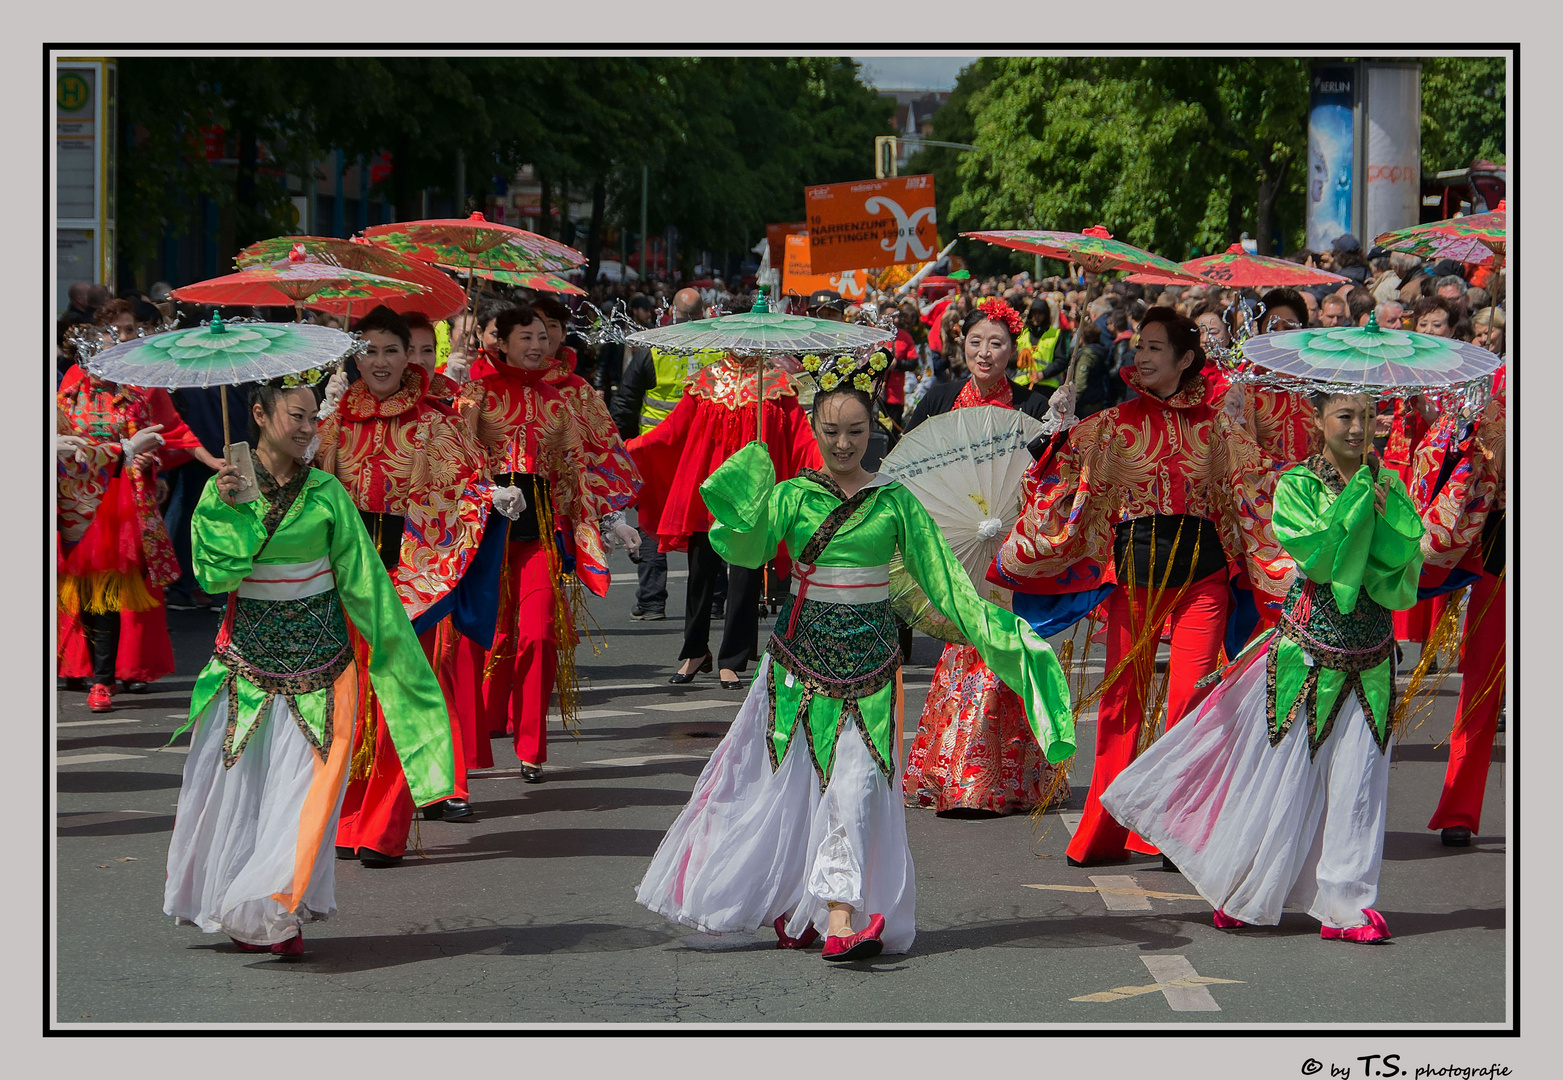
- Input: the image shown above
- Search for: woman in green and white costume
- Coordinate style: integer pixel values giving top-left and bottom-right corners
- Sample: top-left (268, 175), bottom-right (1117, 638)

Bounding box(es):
top-left (163, 381), bottom-right (455, 955)
top-left (636, 366), bottom-right (1073, 961)
top-left (1102, 392), bottom-right (1424, 943)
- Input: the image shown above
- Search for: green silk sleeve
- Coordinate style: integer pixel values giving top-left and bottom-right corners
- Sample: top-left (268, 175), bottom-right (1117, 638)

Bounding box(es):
top-left (1273, 465), bottom-right (1374, 614)
top-left (890, 488), bottom-right (1075, 764)
top-left (1364, 472), bottom-right (1424, 611)
top-left (322, 478), bottom-right (455, 807)
top-left (191, 478), bottom-right (268, 595)
top-left (701, 439), bottom-right (781, 569)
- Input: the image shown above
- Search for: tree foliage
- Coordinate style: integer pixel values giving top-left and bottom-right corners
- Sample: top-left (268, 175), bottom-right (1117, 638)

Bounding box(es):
top-left (1420, 56), bottom-right (1506, 171)
top-left (116, 56), bottom-right (892, 286)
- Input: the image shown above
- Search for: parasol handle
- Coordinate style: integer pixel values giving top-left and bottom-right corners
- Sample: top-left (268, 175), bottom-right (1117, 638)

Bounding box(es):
top-left (221, 388), bottom-right (230, 455)
top-left (756, 357), bottom-right (765, 446)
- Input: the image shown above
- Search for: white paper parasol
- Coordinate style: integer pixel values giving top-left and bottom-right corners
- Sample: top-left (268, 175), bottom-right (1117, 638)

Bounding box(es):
top-left (879, 405), bottom-right (1046, 643)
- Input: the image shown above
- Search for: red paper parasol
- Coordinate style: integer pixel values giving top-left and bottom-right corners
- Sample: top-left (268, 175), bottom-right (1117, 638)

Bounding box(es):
top-left (171, 251), bottom-right (425, 319)
top-left (236, 237), bottom-right (467, 320)
top-left (1125, 244), bottom-right (1350, 288)
top-left (962, 225), bottom-right (1212, 284)
top-left (363, 212), bottom-right (585, 275)
top-left (1374, 201), bottom-right (1506, 265)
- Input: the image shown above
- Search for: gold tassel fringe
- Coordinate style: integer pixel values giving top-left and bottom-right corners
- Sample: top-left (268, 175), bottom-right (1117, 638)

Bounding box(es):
top-left (58, 571), bottom-right (158, 615)
top-left (1395, 587), bottom-right (1468, 740)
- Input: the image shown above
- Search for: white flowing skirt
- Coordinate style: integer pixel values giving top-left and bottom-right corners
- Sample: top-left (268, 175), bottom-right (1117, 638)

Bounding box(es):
top-left (1100, 657), bottom-right (1393, 929)
top-left (636, 656), bottom-right (917, 953)
top-left (163, 692), bottom-right (350, 945)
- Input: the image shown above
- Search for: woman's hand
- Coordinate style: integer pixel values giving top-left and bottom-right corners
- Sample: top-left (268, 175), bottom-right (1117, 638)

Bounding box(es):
top-left (120, 424), bottom-right (164, 465)
top-left (1373, 481), bottom-right (1387, 518)
top-left (1221, 384), bottom-right (1247, 426)
top-left (491, 485), bottom-right (526, 521)
top-left (443, 352), bottom-right (472, 386)
top-left (56, 434), bottom-right (89, 463)
top-left (215, 461), bottom-right (247, 506)
top-left (609, 521), bottom-right (642, 558)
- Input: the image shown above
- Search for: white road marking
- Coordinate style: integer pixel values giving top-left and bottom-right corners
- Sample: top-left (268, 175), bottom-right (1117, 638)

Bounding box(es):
top-left (582, 753), bottom-right (710, 767)
top-left (579, 682), bottom-right (674, 693)
top-left (156, 745), bottom-right (191, 754)
top-left (57, 718), bottom-right (149, 729)
top-left (1140, 954), bottom-right (1227, 1011)
top-left (642, 700), bottom-right (739, 712)
top-left (545, 709), bottom-right (641, 720)
top-left (609, 570), bottom-right (689, 583)
top-left (1071, 957), bottom-right (1242, 1007)
top-left (1024, 883), bottom-right (1204, 901)
top-left (58, 810), bottom-right (159, 829)
top-left (56, 753), bottom-right (141, 766)
top-left (1058, 812), bottom-right (1082, 834)
top-left (1089, 874), bottom-right (1153, 912)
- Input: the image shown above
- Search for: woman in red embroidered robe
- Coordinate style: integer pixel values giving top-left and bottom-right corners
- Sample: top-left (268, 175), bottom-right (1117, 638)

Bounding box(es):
top-left (312, 306), bottom-right (496, 865)
top-left (57, 303), bottom-right (222, 712)
top-left (627, 353), bottom-right (821, 688)
top-left (995, 308), bottom-right (1289, 865)
top-left (449, 302), bottom-right (639, 783)
top-left (901, 299), bottom-right (1068, 815)
top-left (1409, 385), bottom-right (1506, 846)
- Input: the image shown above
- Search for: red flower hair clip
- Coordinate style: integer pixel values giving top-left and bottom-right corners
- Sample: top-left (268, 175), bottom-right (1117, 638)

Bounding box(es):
top-left (975, 296), bottom-right (1024, 338)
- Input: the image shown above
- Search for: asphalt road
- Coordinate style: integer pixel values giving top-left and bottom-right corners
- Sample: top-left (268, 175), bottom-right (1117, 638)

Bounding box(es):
top-left (54, 547), bottom-right (1508, 1026)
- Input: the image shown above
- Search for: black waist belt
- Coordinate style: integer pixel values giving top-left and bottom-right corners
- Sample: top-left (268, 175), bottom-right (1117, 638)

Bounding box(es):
top-left (493, 472), bottom-right (549, 543)
top-left (1112, 514), bottom-right (1227, 590)
top-left (359, 510), bottom-right (405, 571)
top-left (1480, 507), bottom-right (1505, 577)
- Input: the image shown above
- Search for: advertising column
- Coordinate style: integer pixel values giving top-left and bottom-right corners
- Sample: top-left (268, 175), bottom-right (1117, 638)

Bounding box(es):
top-left (1306, 64), bottom-right (1356, 253)
top-left (1363, 62), bottom-right (1423, 244)
top-left (56, 57), bottom-right (117, 315)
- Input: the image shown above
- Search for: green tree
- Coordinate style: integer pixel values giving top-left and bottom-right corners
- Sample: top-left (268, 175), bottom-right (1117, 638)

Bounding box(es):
top-left (1420, 56), bottom-right (1506, 171)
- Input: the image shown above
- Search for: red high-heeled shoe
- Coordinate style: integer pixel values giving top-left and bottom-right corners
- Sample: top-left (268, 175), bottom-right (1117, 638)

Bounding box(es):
top-left (1320, 908), bottom-right (1391, 944)
top-left (821, 913), bottom-right (885, 962)
top-left (1212, 908), bottom-right (1245, 929)
top-left (773, 915), bottom-right (819, 950)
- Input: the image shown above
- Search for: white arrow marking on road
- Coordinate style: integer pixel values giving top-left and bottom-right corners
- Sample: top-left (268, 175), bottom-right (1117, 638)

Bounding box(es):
top-left (57, 718), bottom-right (150, 728)
top-left (1140, 955), bottom-right (1230, 1011)
top-left (1089, 875), bottom-right (1154, 911)
top-left (582, 753), bottom-right (710, 767)
top-left (1058, 812), bottom-right (1082, 834)
top-left (56, 752), bottom-right (141, 766)
top-left (1071, 956), bottom-right (1242, 1009)
top-left (545, 709), bottom-right (641, 720)
top-left (1023, 882), bottom-right (1204, 901)
top-left (609, 570), bottom-right (689, 584)
top-left (642, 701), bottom-right (740, 712)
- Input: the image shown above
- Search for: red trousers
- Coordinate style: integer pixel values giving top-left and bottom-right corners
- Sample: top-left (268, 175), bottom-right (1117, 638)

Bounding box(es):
top-left (1428, 572), bottom-right (1506, 833)
top-left (335, 628), bottom-right (467, 857)
top-left (447, 539), bottom-right (561, 768)
top-left (57, 586), bottom-right (175, 684)
top-left (1394, 594), bottom-right (1449, 645)
top-left (1067, 570), bottom-right (1230, 864)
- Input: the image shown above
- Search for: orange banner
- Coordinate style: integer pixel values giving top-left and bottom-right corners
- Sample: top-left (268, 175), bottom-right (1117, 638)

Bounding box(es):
top-left (782, 233), bottom-right (867, 302)
top-left (804, 174), bottom-right (938, 274)
top-left (767, 221), bottom-right (807, 265)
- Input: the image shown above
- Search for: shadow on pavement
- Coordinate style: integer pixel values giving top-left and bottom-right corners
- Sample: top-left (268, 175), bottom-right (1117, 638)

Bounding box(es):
top-left (473, 786), bottom-right (691, 819)
top-left (186, 921), bottom-right (683, 973)
top-left (910, 914), bottom-right (1195, 956)
top-left (1381, 830), bottom-right (1506, 861)
top-left (57, 813), bottom-right (174, 837)
top-left (406, 826), bottom-right (667, 864)
top-left (1392, 742), bottom-right (1504, 764)
top-left (57, 770), bottom-right (182, 794)
top-left (1374, 906), bottom-right (1506, 937)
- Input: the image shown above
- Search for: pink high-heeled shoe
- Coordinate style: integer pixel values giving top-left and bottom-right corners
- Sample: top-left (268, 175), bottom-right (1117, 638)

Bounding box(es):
top-left (1212, 908), bottom-right (1245, 929)
top-left (229, 936), bottom-right (268, 953)
top-left (773, 915), bottom-right (820, 950)
top-left (821, 913), bottom-right (886, 962)
top-left (270, 931), bottom-right (305, 957)
top-left (1320, 908), bottom-right (1391, 944)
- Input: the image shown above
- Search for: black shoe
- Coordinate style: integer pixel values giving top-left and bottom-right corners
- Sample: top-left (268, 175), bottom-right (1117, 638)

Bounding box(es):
top-left (335, 846), bottom-right (357, 860)
top-left (422, 798), bottom-right (473, 821)
top-left (1066, 856), bottom-right (1088, 868)
top-left (164, 595), bottom-right (199, 611)
top-left (710, 602), bottom-right (725, 619)
top-left (358, 847), bottom-right (403, 868)
top-left (520, 763), bottom-right (543, 784)
top-left (669, 655), bottom-right (713, 684)
top-left (1441, 827), bottom-right (1473, 847)
top-left (1496, 713), bottom-right (1506, 734)
top-left (59, 677), bottom-right (88, 692)
top-left (721, 675), bottom-right (744, 690)
top-left (121, 680), bottom-right (150, 694)
top-left (630, 607), bottom-right (666, 621)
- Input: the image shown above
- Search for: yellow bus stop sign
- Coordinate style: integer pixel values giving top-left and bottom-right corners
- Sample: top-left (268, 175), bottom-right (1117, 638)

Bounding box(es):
top-left (58, 72), bottom-right (91, 111)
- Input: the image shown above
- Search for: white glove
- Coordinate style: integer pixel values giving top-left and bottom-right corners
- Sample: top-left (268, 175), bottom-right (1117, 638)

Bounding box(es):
top-left (56, 434), bottom-right (89, 463)
top-left (318, 369), bottom-right (349, 418)
top-left (443, 353), bottom-right (472, 385)
top-left (492, 485), bottom-right (527, 521)
top-left (608, 521), bottom-right (642, 558)
top-left (1222, 385), bottom-right (1247, 426)
top-left (120, 424), bottom-right (165, 464)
